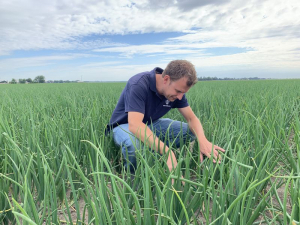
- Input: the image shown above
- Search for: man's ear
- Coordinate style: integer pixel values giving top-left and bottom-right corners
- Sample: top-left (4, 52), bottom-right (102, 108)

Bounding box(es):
top-left (163, 75), bottom-right (170, 84)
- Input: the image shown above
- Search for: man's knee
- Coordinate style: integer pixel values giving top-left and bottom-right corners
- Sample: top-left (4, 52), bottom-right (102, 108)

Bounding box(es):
top-left (113, 124), bottom-right (142, 172)
top-left (151, 118), bottom-right (195, 147)
top-left (120, 138), bottom-right (141, 173)
top-left (122, 137), bottom-right (142, 155)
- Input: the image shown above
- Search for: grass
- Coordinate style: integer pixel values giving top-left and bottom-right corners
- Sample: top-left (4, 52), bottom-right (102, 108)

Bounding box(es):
top-left (0, 80), bottom-right (299, 224)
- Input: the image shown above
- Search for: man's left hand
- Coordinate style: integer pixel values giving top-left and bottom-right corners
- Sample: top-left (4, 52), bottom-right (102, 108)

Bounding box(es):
top-left (199, 140), bottom-right (225, 163)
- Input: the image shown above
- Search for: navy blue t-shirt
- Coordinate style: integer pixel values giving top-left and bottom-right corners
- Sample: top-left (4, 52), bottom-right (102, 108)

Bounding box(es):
top-left (107, 67), bottom-right (189, 131)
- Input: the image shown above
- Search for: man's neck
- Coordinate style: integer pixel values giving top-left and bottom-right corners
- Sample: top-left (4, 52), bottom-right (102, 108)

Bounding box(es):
top-left (155, 74), bottom-right (163, 96)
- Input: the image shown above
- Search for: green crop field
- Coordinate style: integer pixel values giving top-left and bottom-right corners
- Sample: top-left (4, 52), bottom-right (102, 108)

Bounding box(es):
top-left (0, 80), bottom-right (299, 224)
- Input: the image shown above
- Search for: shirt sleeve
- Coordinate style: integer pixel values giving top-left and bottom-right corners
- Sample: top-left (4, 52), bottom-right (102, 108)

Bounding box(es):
top-left (172, 94), bottom-right (189, 108)
top-left (124, 84), bottom-right (147, 114)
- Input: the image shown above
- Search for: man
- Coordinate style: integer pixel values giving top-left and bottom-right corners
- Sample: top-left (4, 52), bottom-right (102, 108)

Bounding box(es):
top-left (107, 60), bottom-right (225, 173)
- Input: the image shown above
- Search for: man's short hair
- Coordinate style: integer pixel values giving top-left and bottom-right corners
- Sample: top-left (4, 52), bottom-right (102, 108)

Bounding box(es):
top-left (162, 60), bottom-right (197, 87)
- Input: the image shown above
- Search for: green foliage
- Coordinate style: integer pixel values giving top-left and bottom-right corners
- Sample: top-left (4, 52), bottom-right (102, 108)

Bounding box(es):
top-left (0, 80), bottom-right (299, 224)
top-left (19, 79), bottom-right (26, 84)
top-left (33, 75), bottom-right (45, 83)
top-left (9, 78), bottom-right (17, 84)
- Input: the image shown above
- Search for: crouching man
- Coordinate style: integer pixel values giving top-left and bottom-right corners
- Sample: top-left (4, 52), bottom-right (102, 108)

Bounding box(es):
top-left (107, 60), bottom-right (225, 173)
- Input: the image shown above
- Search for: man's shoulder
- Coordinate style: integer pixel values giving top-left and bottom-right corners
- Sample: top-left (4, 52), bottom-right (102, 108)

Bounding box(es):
top-left (126, 69), bottom-right (157, 93)
top-left (128, 70), bottom-right (152, 86)
top-left (126, 67), bottom-right (162, 93)
top-left (128, 67), bottom-right (162, 85)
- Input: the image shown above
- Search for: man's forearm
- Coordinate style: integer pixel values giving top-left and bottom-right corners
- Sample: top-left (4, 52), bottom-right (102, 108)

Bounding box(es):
top-left (129, 122), bottom-right (178, 170)
top-left (178, 107), bottom-right (225, 163)
top-left (129, 122), bottom-right (166, 154)
top-left (187, 117), bottom-right (208, 143)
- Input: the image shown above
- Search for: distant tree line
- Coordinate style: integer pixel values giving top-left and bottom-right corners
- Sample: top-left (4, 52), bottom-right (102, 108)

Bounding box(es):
top-left (5, 76), bottom-right (46, 84)
top-left (198, 76), bottom-right (266, 81)
top-left (46, 80), bottom-right (80, 83)
top-left (0, 77), bottom-right (82, 84)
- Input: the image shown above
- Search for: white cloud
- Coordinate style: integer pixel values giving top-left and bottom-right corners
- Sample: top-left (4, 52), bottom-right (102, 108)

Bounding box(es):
top-left (0, 0), bottom-right (299, 80)
top-left (93, 0), bottom-right (300, 71)
top-left (0, 0), bottom-right (195, 54)
top-left (94, 44), bottom-right (208, 58)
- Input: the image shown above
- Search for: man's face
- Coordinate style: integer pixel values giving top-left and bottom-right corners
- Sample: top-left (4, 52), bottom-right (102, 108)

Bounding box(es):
top-left (162, 75), bottom-right (190, 102)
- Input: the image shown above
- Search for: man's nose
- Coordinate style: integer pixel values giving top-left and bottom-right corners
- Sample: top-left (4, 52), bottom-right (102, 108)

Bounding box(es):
top-left (177, 93), bottom-right (184, 100)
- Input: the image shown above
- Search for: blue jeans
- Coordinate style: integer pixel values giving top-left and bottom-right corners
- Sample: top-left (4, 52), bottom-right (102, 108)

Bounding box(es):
top-left (112, 118), bottom-right (196, 172)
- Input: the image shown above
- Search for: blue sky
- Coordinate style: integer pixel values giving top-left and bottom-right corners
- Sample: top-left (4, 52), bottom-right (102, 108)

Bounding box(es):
top-left (0, 0), bottom-right (299, 81)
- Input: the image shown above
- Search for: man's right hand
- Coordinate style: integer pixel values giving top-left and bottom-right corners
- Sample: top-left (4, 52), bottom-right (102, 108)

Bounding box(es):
top-left (166, 149), bottom-right (178, 172)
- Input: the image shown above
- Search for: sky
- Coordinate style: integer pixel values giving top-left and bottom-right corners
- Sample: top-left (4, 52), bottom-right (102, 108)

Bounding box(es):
top-left (0, 0), bottom-right (299, 81)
